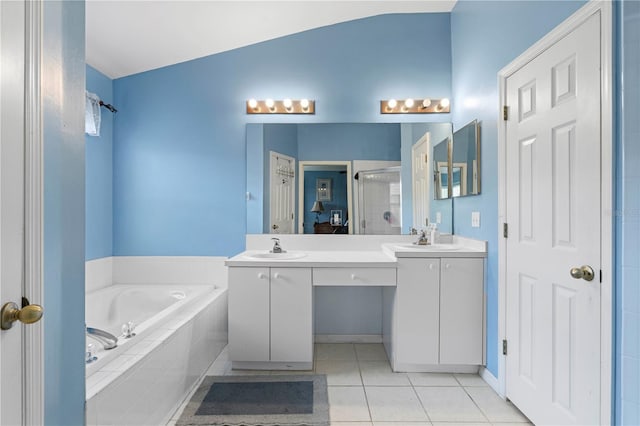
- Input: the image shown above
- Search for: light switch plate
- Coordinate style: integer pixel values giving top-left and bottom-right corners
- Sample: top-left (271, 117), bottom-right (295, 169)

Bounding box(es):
top-left (436, 212), bottom-right (442, 224)
top-left (472, 211), bottom-right (480, 227)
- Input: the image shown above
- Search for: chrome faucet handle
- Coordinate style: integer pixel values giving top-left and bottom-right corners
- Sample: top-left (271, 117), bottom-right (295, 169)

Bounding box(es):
top-left (409, 227), bottom-right (418, 235)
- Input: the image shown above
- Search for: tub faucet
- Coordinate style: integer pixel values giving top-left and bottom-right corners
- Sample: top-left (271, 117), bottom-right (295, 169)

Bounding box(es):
top-left (86, 327), bottom-right (118, 350)
top-left (270, 237), bottom-right (286, 253)
top-left (415, 230), bottom-right (429, 245)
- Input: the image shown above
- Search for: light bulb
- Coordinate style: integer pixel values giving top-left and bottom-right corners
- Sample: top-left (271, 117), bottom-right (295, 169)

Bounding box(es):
top-left (283, 99), bottom-right (293, 109)
top-left (440, 98), bottom-right (450, 108)
top-left (248, 99), bottom-right (258, 109)
top-left (265, 99), bottom-right (275, 109)
top-left (387, 99), bottom-right (397, 109)
top-left (404, 98), bottom-right (415, 108)
top-left (421, 98), bottom-right (432, 108)
top-left (300, 99), bottom-right (310, 110)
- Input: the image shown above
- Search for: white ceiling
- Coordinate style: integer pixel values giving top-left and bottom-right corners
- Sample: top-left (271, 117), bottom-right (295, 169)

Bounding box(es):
top-left (86, 1), bottom-right (456, 79)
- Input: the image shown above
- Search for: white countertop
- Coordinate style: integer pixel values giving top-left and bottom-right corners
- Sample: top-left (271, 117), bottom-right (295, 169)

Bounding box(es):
top-left (226, 237), bottom-right (487, 267)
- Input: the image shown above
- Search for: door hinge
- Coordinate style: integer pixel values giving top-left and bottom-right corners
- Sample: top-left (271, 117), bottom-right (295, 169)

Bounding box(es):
top-left (600, 269), bottom-right (603, 283)
top-left (291, 213), bottom-right (294, 220)
top-left (503, 339), bottom-right (508, 355)
top-left (503, 106), bottom-right (509, 121)
top-left (503, 223), bottom-right (509, 238)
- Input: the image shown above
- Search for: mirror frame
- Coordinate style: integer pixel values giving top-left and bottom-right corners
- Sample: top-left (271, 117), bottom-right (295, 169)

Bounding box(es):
top-left (298, 161), bottom-right (354, 234)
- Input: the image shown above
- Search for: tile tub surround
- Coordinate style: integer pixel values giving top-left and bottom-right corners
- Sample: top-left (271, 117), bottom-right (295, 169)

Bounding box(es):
top-left (168, 343), bottom-right (531, 425)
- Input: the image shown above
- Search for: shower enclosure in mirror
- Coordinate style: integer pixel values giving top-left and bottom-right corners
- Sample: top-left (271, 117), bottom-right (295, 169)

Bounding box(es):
top-left (452, 119), bottom-right (480, 197)
top-left (356, 167), bottom-right (402, 234)
top-left (245, 122), bottom-right (454, 235)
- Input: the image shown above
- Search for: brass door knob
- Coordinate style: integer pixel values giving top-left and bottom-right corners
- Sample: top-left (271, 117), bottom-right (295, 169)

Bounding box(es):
top-left (570, 265), bottom-right (595, 282)
top-left (1, 301), bottom-right (43, 330)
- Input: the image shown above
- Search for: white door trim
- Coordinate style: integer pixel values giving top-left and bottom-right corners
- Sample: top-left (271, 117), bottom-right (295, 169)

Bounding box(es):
top-left (497, 1), bottom-right (613, 424)
top-left (23, 1), bottom-right (44, 424)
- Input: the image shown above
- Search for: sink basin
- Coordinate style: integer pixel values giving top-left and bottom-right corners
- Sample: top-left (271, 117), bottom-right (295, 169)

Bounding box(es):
top-left (394, 244), bottom-right (463, 251)
top-left (243, 252), bottom-right (307, 260)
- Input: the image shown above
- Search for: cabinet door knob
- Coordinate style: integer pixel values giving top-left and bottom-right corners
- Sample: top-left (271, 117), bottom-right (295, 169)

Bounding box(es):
top-left (350, 273), bottom-right (357, 280)
top-left (445, 263), bottom-right (451, 269)
top-left (258, 272), bottom-right (268, 279)
top-left (273, 272), bottom-right (280, 279)
top-left (429, 264), bottom-right (434, 270)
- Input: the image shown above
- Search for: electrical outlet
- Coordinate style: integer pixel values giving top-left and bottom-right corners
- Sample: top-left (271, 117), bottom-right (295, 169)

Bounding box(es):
top-left (436, 212), bottom-right (442, 223)
top-left (472, 211), bottom-right (480, 227)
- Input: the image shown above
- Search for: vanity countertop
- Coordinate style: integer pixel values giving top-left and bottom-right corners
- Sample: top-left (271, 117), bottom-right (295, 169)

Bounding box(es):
top-left (226, 238), bottom-right (487, 267)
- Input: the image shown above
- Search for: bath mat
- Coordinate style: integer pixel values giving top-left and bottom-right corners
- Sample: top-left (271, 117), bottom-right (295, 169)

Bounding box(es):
top-left (176, 375), bottom-right (329, 426)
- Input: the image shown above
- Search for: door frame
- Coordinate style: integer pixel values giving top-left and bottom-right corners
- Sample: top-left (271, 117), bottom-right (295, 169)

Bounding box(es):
top-left (23, 0), bottom-right (44, 424)
top-left (497, 1), bottom-right (613, 424)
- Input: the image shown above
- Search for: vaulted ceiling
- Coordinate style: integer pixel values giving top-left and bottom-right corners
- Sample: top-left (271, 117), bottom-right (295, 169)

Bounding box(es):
top-left (86, 1), bottom-right (456, 79)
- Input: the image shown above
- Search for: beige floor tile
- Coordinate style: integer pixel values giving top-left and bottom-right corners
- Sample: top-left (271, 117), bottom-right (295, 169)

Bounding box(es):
top-left (465, 387), bottom-right (530, 423)
top-left (355, 343), bottom-right (389, 361)
top-left (316, 359), bottom-right (362, 385)
top-left (373, 422), bottom-right (432, 426)
top-left (432, 423), bottom-right (489, 426)
top-left (415, 386), bottom-right (487, 423)
top-left (225, 368), bottom-right (271, 376)
top-left (316, 343), bottom-right (357, 361)
top-left (407, 372), bottom-right (459, 387)
top-left (360, 361), bottom-right (411, 386)
top-left (365, 386), bottom-right (429, 422)
top-left (454, 373), bottom-right (489, 387)
top-left (331, 423), bottom-right (373, 426)
top-left (328, 386), bottom-right (372, 422)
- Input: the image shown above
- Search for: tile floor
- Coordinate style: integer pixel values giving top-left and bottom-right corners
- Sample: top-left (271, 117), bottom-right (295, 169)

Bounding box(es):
top-left (168, 343), bottom-right (531, 426)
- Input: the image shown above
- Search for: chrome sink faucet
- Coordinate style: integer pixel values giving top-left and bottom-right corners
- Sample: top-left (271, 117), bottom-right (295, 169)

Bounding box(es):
top-left (415, 230), bottom-right (429, 245)
top-left (270, 237), bottom-right (286, 253)
top-left (86, 327), bottom-right (118, 350)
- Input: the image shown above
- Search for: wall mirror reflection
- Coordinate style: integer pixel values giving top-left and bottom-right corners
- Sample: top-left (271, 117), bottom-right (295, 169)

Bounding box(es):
top-left (452, 119), bottom-right (480, 197)
top-left (433, 136), bottom-right (452, 200)
top-left (246, 122), bottom-right (454, 235)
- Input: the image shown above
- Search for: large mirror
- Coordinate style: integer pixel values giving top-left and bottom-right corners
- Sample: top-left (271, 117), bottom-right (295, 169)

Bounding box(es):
top-left (452, 119), bottom-right (480, 197)
top-left (246, 122), bottom-right (454, 235)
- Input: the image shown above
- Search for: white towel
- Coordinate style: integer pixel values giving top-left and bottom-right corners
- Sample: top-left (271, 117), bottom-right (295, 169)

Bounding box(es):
top-left (85, 91), bottom-right (102, 137)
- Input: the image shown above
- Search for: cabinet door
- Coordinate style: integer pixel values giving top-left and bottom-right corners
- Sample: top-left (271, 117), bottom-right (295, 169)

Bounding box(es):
top-left (270, 268), bottom-right (313, 363)
top-left (396, 258), bottom-right (440, 365)
top-left (440, 258), bottom-right (484, 364)
top-left (228, 267), bottom-right (270, 362)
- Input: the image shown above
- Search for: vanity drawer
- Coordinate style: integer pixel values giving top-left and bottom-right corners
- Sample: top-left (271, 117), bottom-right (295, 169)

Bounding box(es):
top-left (313, 267), bottom-right (396, 286)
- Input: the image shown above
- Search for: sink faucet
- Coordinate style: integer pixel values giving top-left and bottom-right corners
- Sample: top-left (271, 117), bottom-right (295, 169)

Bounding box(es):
top-left (415, 230), bottom-right (429, 245)
top-left (86, 327), bottom-right (118, 350)
top-left (408, 227), bottom-right (418, 235)
top-left (270, 237), bottom-right (286, 253)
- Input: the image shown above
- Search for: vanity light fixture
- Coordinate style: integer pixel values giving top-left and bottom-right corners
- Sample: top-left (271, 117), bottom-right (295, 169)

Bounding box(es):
top-left (380, 97), bottom-right (450, 114)
top-left (246, 98), bottom-right (315, 114)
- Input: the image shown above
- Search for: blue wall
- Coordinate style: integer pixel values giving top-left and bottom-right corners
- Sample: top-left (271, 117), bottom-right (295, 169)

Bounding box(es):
top-left (617, 1), bottom-right (640, 423)
top-left (450, 0), bottom-right (587, 376)
top-left (85, 65), bottom-right (113, 260)
top-left (113, 13), bottom-right (452, 256)
top-left (43, 1), bottom-right (86, 424)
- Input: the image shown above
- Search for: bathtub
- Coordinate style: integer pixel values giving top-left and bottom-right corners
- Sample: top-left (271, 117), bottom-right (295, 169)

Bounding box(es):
top-left (85, 283), bottom-right (228, 425)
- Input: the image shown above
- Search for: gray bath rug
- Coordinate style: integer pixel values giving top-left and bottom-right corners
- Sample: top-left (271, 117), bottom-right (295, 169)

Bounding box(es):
top-left (176, 375), bottom-right (329, 426)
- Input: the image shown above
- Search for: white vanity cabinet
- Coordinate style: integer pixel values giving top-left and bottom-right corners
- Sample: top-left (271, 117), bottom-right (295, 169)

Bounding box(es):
top-left (391, 256), bottom-right (484, 371)
top-left (228, 266), bottom-right (312, 369)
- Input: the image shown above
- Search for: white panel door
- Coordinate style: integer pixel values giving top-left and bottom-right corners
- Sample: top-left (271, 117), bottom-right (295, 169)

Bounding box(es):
top-left (440, 258), bottom-right (484, 365)
top-left (228, 267), bottom-right (270, 362)
top-left (395, 258), bottom-right (440, 366)
top-left (1, 1), bottom-right (26, 423)
top-left (270, 268), bottom-right (312, 363)
top-left (412, 133), bottom-right (430, 229)
top-left (269, 151), bottom-right (295, 234)
top-left (505, 12), bottom-right (601, 425)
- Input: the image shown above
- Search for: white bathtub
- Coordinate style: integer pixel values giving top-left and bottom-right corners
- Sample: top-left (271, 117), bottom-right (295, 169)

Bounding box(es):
top-left (85, 283), bottom-right (228, 425)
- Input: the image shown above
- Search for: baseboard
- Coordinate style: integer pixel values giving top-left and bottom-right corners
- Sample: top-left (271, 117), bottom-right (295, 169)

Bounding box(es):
top-left (314, 334), bottom-right (382, 343)
top-left (479, 366), bottom-right (502, 397)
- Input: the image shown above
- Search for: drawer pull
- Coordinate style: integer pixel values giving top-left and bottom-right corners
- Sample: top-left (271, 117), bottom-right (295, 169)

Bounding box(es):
top-left (273, 272), bottom-right (280, 279)
top-left (257, 272), bottom-right (267, 279)
top-left (445, 264), bottom-right (451, 269)
top-left (350, 274), bottom-right (357, 280)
